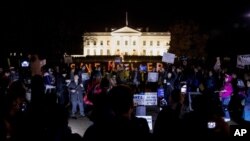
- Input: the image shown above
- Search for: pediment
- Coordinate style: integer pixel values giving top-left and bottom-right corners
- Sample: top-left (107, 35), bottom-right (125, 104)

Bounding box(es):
top-left (111, 26), bottom-right (141, 35)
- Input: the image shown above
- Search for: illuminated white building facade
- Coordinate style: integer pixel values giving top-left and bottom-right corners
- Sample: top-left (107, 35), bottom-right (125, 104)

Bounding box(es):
top-left (82, 26), bottom-right (170, 57)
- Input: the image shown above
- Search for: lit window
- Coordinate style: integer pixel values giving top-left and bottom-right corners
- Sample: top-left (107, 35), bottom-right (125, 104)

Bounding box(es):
top-left (133, 41), bottom-right (136, 46)
top-left (107, 40), bottom-right (110, 45)
top-left (150, 41), bottom-right (153, 46)
top-left (107, 49), bottom-right (110, 55)
top-left (143, 41), bottom-right (146, 46)
top-left (100, 41), bottom-right (103, 45)
top-left (116, 49), bottom-right (120, 55)
top-left (133, 49), bottom-right (136, 55)
top-left (117, 41), bottom-right (120, 46)
top-left (157, 41), bottom-right (160, 46)
top-left (87, 49), bottom-right (90, 55)
top-left (100, 49), bottom-right (103, 55)
top-left (125, 41), bottom-right (128, 46)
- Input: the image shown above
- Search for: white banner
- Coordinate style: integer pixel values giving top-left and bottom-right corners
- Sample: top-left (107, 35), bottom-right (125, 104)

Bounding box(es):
top-left (147, 72), bottom-right (159, 82)
top-left (133, 95), bottom-right (145, 106)
top-left (136, 116), bottom-right (153, 130)
top-left (162, 52), bottom-right (175, 64)
top-left (144, 92), bottom-right (157, 106)
top-left (133, 92), bottom-right (157, 106)
top-left (237, 55), bottom-right (250, 67)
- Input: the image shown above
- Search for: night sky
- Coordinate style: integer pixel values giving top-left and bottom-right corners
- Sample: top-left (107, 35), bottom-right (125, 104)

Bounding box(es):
top-left (1, 0), bottom-right (250, 55)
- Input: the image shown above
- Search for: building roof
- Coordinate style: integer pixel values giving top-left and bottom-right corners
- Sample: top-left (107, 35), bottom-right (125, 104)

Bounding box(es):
top-left (83, 26), bottom-right (170, 36)
top-left (111, 26), bottom-right (142, 36)
top-left (142, 32), bottom-right (170, 36)
top-left (83, 32), bottom-right (110, 36)
top-left (112, 26), bottom-right (141, 33)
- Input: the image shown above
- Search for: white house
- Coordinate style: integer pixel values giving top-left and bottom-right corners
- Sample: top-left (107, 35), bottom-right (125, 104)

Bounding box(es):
top-left (80, 26), bottom-right (171, 57)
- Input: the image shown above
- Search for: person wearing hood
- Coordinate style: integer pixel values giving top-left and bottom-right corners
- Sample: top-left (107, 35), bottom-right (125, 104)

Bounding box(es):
top-left (219, 74), bottom-right (233, 122)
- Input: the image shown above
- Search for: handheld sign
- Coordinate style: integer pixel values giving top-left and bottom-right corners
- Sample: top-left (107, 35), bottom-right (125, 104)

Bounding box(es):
top-left (147, 72), bottom-right (159, 82)
top-left (134, 92), bottom-right (157, 106)
top-left (162, 52), bottom-right (175, 64)
top-left (157, 88), bottom-right (164, 97)
top-left (133, 94), bottom-right (145, 106)
top-left (144, 92), bottom-right (158, 106)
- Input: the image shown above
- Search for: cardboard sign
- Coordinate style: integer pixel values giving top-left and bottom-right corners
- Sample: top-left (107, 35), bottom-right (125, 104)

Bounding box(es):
top-left (162, 52), bottom-right (175, 64)
top-left (237, 55), bottom-right (250, 67)
top-left (147, 72), bottom-right (159, 82)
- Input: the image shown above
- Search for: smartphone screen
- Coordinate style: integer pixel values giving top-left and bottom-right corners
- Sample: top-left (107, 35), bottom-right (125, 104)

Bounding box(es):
top-left (181, 85), bottom-right (187, 93)
top-left (207, 122), bottom-right (216, 129)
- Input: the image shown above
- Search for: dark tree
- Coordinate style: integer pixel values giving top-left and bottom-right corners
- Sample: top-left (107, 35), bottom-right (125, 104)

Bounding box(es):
top-left (169, 20), bottom-right (208, 58)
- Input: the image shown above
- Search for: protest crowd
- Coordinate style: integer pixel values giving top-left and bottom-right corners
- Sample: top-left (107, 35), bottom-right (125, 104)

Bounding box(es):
top-left (0, 54), bottom-right (250, 140)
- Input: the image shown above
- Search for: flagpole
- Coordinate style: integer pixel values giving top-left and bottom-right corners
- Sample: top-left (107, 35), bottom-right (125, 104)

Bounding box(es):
top-left (126, 12), bottom-right (128, 26)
